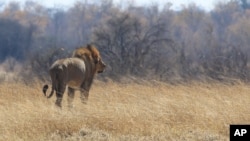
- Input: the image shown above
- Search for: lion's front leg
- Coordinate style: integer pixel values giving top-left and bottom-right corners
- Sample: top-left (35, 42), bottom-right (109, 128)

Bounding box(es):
top-left (67, 87), bottom-right (75, 108)
top-left (80, 89), bottom-right (89, 104)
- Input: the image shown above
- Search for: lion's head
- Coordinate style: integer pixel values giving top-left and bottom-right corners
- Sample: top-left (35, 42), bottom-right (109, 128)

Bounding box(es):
top-left (72, 44), bottom-right (106, 73)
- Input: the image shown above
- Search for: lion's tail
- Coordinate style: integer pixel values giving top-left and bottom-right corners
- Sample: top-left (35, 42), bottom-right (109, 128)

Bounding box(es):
top-left (42, 84), bottom-right (54, 98)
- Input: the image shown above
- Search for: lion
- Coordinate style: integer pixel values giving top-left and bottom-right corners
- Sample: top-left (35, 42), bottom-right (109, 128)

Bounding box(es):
top-left (43, 44), bottom-right (106, 107)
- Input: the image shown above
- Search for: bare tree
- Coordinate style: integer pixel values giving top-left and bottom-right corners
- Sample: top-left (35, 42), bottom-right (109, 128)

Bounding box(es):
top-left (93, 12), bottom-right (174, 78)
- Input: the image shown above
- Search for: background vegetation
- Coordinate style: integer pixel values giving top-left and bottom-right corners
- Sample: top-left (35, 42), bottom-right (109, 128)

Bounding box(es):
top-left (0, 0), bottom-right (250, 82)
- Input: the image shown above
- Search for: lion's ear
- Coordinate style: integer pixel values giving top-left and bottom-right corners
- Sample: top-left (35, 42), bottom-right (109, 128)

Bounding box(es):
top-left (86, 44), bottom-right (92, 52)
top-left (87, 44), bottom-right (100, 63)
top-left (93, 54), bottom-right (99, 64)
top-left (92, 52), bottom-right (98, 59)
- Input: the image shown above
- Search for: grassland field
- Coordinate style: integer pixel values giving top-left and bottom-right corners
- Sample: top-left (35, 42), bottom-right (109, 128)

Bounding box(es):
top-left (0, 79), bottom-right (249, 141)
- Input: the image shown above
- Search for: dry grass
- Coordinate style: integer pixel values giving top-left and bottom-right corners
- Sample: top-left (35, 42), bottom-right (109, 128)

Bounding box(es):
top-left (0, 80), bottom-right (249, 141)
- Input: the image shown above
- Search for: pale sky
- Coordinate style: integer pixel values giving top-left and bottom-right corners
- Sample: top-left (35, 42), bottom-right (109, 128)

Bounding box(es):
top-left (0, 0), bottom-right (230, 11)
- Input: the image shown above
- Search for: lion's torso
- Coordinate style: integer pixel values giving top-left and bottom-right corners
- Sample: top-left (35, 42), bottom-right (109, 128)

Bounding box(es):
top-left (50, 58), bottom-right (88, 90)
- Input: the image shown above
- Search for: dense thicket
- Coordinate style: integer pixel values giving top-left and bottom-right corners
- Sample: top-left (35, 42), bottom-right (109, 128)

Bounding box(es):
top-left (1, 0), bottom-right (250, 82)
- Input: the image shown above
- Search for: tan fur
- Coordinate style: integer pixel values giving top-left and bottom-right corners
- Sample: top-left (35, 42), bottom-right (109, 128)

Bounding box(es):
top-left (43, 45), bottom-right (106, 108)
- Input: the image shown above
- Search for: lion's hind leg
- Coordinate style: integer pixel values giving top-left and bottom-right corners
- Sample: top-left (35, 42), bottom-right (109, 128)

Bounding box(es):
top-left (67, 87), bottom-right (75, 108)
top-left (55, 83), bottom-right (66, 108)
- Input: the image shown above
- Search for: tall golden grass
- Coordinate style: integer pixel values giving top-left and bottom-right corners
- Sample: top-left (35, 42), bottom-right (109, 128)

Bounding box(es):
top-left (0, 80), bottom-right (249, 141)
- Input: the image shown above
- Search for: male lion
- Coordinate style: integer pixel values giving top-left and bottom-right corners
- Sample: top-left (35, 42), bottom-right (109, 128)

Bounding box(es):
top-left (43, 44), bottom-right (106, 107)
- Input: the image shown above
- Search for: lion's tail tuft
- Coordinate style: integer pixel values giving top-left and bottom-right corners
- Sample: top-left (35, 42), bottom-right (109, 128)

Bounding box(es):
top-left (42, 84), bottom-right (55, 98)
top-left (43, 85), bottom-right (49, 97)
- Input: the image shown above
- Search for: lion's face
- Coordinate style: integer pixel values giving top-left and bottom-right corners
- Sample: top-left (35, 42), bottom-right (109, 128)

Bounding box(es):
top-left (95, 57), bottom-right (106, 73)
